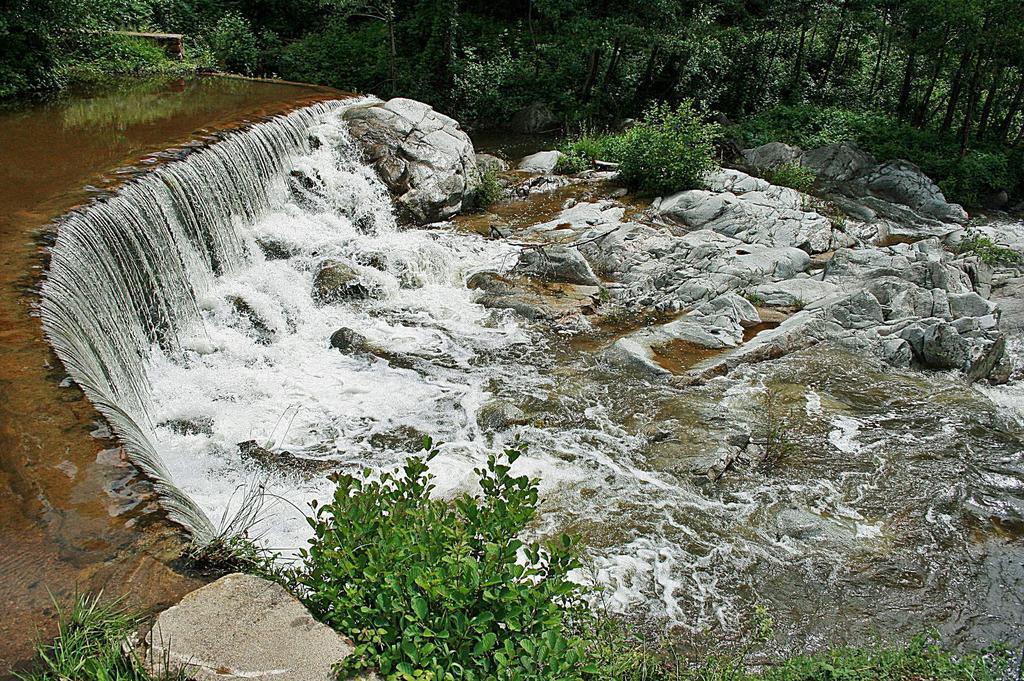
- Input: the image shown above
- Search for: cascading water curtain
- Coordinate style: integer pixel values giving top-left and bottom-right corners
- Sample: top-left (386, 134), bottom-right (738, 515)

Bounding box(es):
top-left (40, 99), bottom-right (352, 543)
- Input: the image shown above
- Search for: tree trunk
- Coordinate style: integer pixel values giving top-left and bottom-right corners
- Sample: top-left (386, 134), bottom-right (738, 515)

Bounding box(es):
top-left (959, 54), bottom-right (985, 156)
top-left (579, 47), bottom-right (603, 104)
top-left (976, 63), bottom-right (1005, 140)
top-left (790, 2), bottom-right (811, 97)
top-left (820, 0), bottom-right (851, 91)
top-left (940, 47), bottom-right (972, 135)
top-left (997, 73), bottom-right (1024, 142)
top-left (867, 8), bottom-right (889, 100)
top-left (914, 27), bottom-right (950, 126)
top-left (635, 45), bottom-right (660, 103)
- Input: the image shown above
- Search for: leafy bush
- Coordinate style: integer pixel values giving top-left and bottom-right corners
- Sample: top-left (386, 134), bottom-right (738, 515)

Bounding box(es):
top-left (767, 162), bottom-right (816, 192)
top-left (556, 103), bottom-right (719, 194)
top-left (209, 11), bottom-right (260, 75)
top-left (955, 234), bottom-right (1023, 266)
top-left (296, 441), bottom-right (594, 680)
top-left (737, 104), bottom-right (1019, 207)
top-left (616, 102), bottom-right (720, 195)
top-left (473, 169), bottom-right (506, 209)
top-left (18, 594), bottom-right (189, 681)
top-left (556, 133), bottom-right (622, 174)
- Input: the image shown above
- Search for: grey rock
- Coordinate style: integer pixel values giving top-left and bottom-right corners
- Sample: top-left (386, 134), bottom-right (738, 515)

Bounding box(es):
top-left (517, 151), bottom-right (563, 174)
top-left (843, 160), bottom-right (968, 225)
top-left (476, 153), bottom-right (510, 174)
top-left (800, 144), bottom-right (877, 183)
top-left (343, 98), bottom-right (479, 223)
top-left (656, 169), bottom-right (851, 254)
top-left (742, 142), bottom-right (803, 171)
top-left (517, 245), bottom-right (601, 286)
top-left (312, 259), bottom-right (369, 305)
top-left (751, 278), bottom-right (839, 307)
top-left (948, 292), bottom-right (997, 320)
top-left (821, 291), bottom-right (884, 330)
top-left (147, 573), bottom-right (356, 681)
top-left (477, 400), bottom-right (529, 431)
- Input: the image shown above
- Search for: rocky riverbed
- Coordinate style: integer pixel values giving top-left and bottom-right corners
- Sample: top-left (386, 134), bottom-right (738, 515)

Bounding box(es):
top-left (45, 95), bottom-right (1022, 658)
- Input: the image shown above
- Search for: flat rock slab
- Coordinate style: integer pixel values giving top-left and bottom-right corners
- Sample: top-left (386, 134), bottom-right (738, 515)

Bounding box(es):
top-left (147, 572), bottom-right (355, 680)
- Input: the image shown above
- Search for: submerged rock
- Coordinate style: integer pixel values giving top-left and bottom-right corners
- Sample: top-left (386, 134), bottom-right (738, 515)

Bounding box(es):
top-left (228, 295), bottom-right (275, 345)
top-left (329, 327), bottom-right (372, 354)
top-left (312, 259), bottom-right (370, 305)
top-left (477, 400), bottom-right (529, 431)
top-left (343, 97), bottom-right (479, 223)
top-left (159, 416), bottom-right (214, 437)
top-left (147, 573), bottom-right (357, 681)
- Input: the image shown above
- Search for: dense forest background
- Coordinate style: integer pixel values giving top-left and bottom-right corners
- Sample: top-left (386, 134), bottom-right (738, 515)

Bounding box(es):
top-left (3, 0), bottom-right (1024, 205)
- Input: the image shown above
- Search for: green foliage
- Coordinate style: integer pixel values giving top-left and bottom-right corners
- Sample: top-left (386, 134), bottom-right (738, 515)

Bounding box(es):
top-left (616, 102), bottom-right (720, 195)
top-left (955, 234), bottom-right (1024, 266)
top-left (767, 162), bottom-right (817, 193)
top-left (473, 169), bottom-right (506, 209)
top-left (17, 594), bottom-right (189, 681)
top-left (296, 440), bottom-right (593, 680)
top-left (557, 134), bottom-right (622, 174)
top-left (557, 103), bottom-right (719, 194)
top-left (754, 386), bottom-right (797, 473)
top-left (55, 34), bottom-right (193, 87)
top-left (209, 11), bottom-right (260, 75)
top-left (738, 105), bottom-right (1019, 207)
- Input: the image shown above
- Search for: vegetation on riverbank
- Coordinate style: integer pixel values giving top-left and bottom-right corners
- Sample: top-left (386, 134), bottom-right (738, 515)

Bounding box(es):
top-left (17, 594), bottom-right (188, 681)
top-left (557, 102), bottom-right (720, 195)
top-left (4, 1), bottom-right (1023, 205)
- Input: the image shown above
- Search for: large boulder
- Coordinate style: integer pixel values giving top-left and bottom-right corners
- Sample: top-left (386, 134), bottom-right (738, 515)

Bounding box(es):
top-left (655, 169), bottom-right (851, 253)
top-left (147, 573), bottom-right (357, 681)
top-left (517, 245), bottom-right (601, 286)
top-left (343, 98), bottom-right (479, 223)
top-left (517, 150), bottom-right (563, 173)
top-left (800, 143), bottom-right (877, 183)
top-left (842, 160), bottom-right (968, 225)
top-left (742, 142), bottom-right (802, 172)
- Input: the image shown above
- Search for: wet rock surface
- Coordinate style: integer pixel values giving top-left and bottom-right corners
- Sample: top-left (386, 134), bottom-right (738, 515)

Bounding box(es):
top-left (343, 98), bottom-right (479, 223)
top-left (487, 158), bottom-right (1015, 386)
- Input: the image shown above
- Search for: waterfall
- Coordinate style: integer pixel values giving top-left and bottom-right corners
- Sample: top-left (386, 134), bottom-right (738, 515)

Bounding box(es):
top-left (40, 100), bottom-right (352, 542)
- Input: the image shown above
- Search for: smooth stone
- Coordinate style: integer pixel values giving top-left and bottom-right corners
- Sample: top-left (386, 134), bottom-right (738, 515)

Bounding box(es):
top-left (147, 573), bottom-right (358, 681)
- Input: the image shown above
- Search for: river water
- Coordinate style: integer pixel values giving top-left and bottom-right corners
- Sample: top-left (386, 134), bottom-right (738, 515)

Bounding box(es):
top-left (25, 86), bottom-right (1024, 657)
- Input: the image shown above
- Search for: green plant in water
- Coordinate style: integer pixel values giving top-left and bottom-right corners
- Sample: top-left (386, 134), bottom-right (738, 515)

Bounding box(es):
top-left (17, 594), bottom-right (189, 681)
top-left (754, 386), bottom-right (797, 472)
top-left (296, 438), bottom-right (595, 680)
top-left (767, 162), bottom-right (816, 193)
top-left (473, 169), bottom-right (506, 209)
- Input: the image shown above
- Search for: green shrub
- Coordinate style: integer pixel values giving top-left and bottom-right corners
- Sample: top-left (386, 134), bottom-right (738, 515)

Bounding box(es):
top-left (955, 234), bottom-right (1023, 266)
top-left (473, 169), bottom-right (506, 209)
top-left (296, 441), bottom-right (594, 680)
top-left (767, 162), bottom-right (816, 192)
top-left (210, 11), bottom-right (260, 75)
top-left (556, 133), bottom-right (622, 174)
top-left (616, 102), bottom-right (720, 195)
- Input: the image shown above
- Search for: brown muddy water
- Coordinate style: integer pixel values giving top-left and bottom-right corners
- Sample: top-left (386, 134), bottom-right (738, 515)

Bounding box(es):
top-left (0, 75), bottom-right (343, 675)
